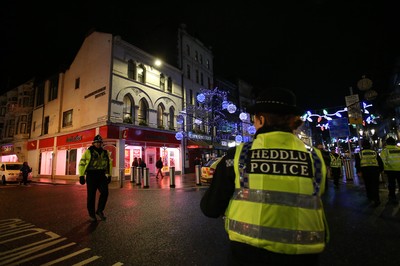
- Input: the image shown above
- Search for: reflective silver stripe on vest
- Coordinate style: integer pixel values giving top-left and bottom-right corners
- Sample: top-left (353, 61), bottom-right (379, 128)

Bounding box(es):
top-left (233, 188), bottom-right (321, 209)
top-left (228, 219), bottom-right (325, 245)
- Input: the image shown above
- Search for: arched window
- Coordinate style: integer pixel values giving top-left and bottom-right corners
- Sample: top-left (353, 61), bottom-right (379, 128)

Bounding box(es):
top-left (169, 106), bottom-right (175, 130)
top-left (127, 60), bottom-right (136, 80)
top-left (138, 64), bottom-right (146, 83)
top-left (138, 98), bottom-right (148, 126)
top-left (167, 77), bottom-right (172, 92)
top-left (123, 94), bottom-right (134, 124)
top-left (157, 104), bottom-right (165, 128)
top-left (160, 74), bottom-right (165, 91)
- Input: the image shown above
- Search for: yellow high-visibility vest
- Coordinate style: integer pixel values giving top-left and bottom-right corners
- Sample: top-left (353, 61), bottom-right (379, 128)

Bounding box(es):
top-left (225, 131), bottom-right (329, 254)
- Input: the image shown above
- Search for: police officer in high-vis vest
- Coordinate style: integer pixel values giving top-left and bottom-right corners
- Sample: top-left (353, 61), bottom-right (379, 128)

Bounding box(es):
top-left (79, 135), bottom-right (112, 222)
top-left (329, 147), bottom-right (343, 189)
top-left (380, 137), bottom-right (400, 204)
top-left (355, 139), bottom-right (383, 207)
top-left (201, 88), bottom-right (329, 266)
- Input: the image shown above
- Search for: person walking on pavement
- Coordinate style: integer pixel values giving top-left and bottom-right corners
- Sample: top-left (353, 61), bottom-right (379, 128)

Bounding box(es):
top-left (155, 157), bottom-right (164, 179)
top-left (138, 157), bottom-right (146, 178)
top-left (380, 137), bottom-right (400, 204)
top-left (200, 88), bottom-right (329, 266)
top-left (329, 147), bottom-right (343, 189)
top-left (79, 135), bottom-right (112, 222)
top-left (132, 157), bottom-right (139, 168)
top-left (355, 139), bottom-right (384, 207)
top-left (20, 162), bottom-right (32, 186)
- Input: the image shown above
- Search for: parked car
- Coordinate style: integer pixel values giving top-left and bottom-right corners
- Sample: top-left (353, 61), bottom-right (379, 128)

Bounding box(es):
top-left (201, 157), bottom-right (223, 184)
top-left (0, 162), bottom-right (32, 185)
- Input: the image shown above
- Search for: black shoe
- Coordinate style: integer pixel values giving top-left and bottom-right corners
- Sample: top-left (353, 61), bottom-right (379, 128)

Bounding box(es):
top-left (89, 215), bottom-right (97, 222)
top-left (96, 211), bottom-right (106, 221)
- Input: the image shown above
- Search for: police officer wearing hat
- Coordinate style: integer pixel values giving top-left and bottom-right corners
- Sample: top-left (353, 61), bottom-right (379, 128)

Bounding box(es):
top-left (355, 139), bottom-right (384, 206)
top-left (201, 88), bottom-right (329, 265)
top-left (329, 146), bottom-right (343, 189)
top-left (79, 135), bottom-right (112, 222)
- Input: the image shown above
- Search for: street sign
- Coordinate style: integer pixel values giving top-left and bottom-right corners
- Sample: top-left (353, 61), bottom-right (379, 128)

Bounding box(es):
top-left (345, 94), bottom-right (363, 125)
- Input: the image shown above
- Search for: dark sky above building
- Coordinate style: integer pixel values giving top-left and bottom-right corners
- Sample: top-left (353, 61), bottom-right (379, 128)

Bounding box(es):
top-left (1, 1), bottom-right (398, 111)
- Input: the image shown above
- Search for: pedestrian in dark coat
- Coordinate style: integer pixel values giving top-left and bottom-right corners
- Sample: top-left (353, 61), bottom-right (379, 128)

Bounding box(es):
top-left (155, 157), bottom-right (164, 179)
top-left (20, 162), bottom-right (32, 186)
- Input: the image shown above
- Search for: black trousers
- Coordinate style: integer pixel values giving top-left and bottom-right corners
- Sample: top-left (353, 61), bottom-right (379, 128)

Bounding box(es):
top-left (86, 172), bottom-right (109, 216)
top-left (22, 174), bottom-right (28, 185)
top-left (362, 172), bottom-right (380, 202)
top-left (331, 167), bottom-right (341, 187)
top-left (385, 171), bottom-right (400, 200)
top-left (155, 168), bottom-right (163, 178)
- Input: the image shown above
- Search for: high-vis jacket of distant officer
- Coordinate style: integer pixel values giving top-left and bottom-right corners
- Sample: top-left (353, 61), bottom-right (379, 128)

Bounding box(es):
top-left (380, 145), bottom-right (400, 171)
top-left (79, 146), bottom-right (112, 176)
top-left (359, 149), bottom-right (379, 168)
top-left (329, 153), bottom-right (342, 168)
top-left (224, 131), bottom-right (329, 255)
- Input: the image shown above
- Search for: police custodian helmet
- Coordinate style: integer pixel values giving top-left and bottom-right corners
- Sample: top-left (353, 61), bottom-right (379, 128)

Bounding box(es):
top-left (93, 135), bottom-right (103, 144)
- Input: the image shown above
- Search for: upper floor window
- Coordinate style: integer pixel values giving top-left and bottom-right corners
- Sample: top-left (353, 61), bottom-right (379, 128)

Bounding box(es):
top-left (17, 115), bottom-right (28, 134)
top-left (167, 77), bottom-right (172, 93)
top-left (160, 74), bottom-right (165, 91)
top-left (36, 83), bottom-right (44, 107)
top-left (206, 59), bottom-right (210, 70)
top-left (157, 104), bottom-right (165, 128)
top-left (62, 109), bottom-right (73, 127)
top-left (138, 64), bottom-right (146, 83)
top-left (44, 116), bottom-right (49, 135)
top-left (195, 70), bottom-right (199, 83)
top-left (186, 44), bottom-right (190, 56)
top-left (48, 76), bottom-right (58, 102)
top-left (169, 106), bottom-right (175, 130)
top-left (128, 60), bottom-right (136, 80)
top-left (75, 78), bottom-right (80, 89)
top-left (200, 73), bottom-right (204, 86)
top-left (6, 119), bottom-right (15, 137)
top-left (200, 55), bottom-right (203, 64)
top-left (123, 94), bottom-right (134, 124)
top-left (186, 65), bottom-right (191, 79)
top-left (138, 99), bottom-right (149, 126)
top-left (189, 90), bottom-right (193, 105)
top-left (195, 51), bottom-right (198, 61)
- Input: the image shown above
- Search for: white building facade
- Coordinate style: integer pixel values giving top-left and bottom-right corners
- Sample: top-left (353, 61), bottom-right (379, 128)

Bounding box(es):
top-left (26, 31), bottom-right (184, 181)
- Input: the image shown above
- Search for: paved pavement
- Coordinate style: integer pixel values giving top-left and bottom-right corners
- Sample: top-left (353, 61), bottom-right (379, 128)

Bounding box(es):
top-left (31, 172), bottom-right (206, 189)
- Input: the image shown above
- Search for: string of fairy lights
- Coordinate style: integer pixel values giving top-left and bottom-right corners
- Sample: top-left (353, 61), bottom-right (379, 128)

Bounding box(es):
top-left (301, 102), bottom-right (378, 131)
top-left (175, 87), bottom-right (379, 144)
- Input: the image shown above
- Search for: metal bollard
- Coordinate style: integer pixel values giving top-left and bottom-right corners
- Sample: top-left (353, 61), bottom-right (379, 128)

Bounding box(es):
top-left (143, 168), bottom-right (149, 188)
top-left (131, 166), bottom-right (136, 183)
top-left (343, 158), bottom-right (354, 181)
top-left (169, 166), bottom-right (176, 188)
top-left (195, 165), bottom-right (202, 186)
top-left (119, 169), bottom-right (124, 188)
top-left (136, 167), bottom-right (142, 186)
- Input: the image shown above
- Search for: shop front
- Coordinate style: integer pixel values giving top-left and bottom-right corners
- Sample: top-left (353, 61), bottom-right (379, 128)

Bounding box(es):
top-left (25, 125), bottom-right (182, 180)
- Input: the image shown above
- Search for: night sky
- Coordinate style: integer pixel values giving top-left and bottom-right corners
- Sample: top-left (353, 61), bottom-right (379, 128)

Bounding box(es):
top-left (1, 1), bottom-right (398, 111)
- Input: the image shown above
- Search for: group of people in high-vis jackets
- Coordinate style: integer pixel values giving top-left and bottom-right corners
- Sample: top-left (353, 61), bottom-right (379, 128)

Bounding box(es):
top-left (200, 87), bottom-right (400, 265)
